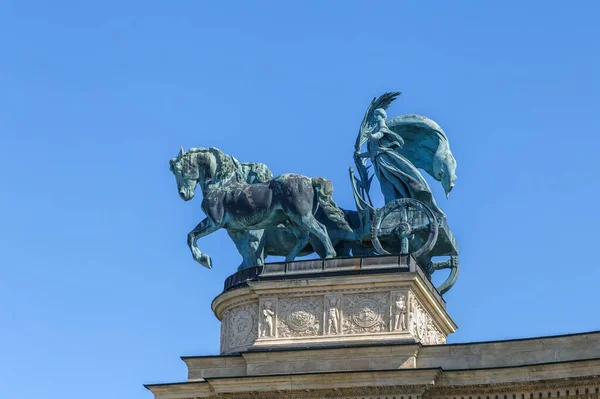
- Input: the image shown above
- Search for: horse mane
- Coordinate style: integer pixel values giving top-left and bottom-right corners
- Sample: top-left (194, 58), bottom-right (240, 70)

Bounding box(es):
top-left (232, 157), bottom-right (274, 184)
top-left (187, 147), bottom-right (237, 182)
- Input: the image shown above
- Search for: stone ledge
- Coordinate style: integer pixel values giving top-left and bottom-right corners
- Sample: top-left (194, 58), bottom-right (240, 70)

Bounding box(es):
top-left (147, 359), bottom-right (600, 399)
top-left (222, 255), bottom-right (420, 293)
top-left (180, 331), bottom-right (600, 382)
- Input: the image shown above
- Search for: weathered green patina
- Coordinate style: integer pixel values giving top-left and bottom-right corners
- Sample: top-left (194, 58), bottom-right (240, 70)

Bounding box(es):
top-left (352, 92), bottom-right (457, 218)
top-left (169, 92), bottom-right (460, 293)
top-left (169, 147), bottom-right (350, 269)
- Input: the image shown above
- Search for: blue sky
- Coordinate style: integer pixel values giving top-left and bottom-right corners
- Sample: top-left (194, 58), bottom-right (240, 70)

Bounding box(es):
top-left (1, 1), bottom-right (600, 398)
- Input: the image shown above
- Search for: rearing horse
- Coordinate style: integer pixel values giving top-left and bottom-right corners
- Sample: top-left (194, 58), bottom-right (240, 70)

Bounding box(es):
top-left (169, 147), bottom-right (351, 268)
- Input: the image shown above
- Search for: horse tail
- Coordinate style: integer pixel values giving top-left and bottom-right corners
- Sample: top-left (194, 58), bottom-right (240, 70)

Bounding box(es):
top-left (312, 177), bottom-right (352, 232)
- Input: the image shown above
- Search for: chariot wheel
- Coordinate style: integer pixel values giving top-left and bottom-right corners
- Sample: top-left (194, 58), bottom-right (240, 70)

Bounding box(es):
top-left (371, 198), bottom-right (438, 257)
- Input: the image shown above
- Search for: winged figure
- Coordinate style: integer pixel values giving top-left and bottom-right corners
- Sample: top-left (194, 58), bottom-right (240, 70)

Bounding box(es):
top-left (354, 92), bottom-right (457, 217)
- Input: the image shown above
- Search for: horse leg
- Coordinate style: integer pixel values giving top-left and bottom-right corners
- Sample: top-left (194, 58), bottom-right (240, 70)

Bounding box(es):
top-left (227, 230), bottom-right (255, 270)
top-left (289, 213), bottom-right (337, 259)
top-left (351, 243), bottom-right (375, 256)
top-left (251, 230), bottom-right (266, 267)
top-left (334, 241), bottom-right (352, 257)
top-left (309, 234), bottom-right (327, 258)
top-left (285, 225), bottom-right (310, 262)
top-left (227, 229), bottom-right (265, 270)
top-left (187, 217), bottom-right (221, 269)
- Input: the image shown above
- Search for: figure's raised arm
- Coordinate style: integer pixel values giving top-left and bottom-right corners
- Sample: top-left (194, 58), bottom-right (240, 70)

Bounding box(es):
top-left (355, 92), bottom-right (401, 152)
top-left (368, 130), bottom-right (384, 140)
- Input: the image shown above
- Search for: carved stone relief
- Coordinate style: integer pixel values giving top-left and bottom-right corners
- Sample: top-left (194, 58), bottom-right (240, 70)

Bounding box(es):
top-left (220, 310), bottom-right (228, 354)
top-left (408, 290), bottom-right (419, 338)
top-left (343, 293), bottom-right (389, 334)
top-left (408, 290), bottom-right (445, 345)
top-left (222, 303), bottom-right (259, 352)
top-left (259, 298), bottom-right (277, 338)
top-left (277, 296), bottom-right (322, 338)
top-left (426, 317), bottom-right (445, 345)
top-left (325, 295), bottom-right (341, 335)
top-left (220, 285), bottom-right (448, 354)
top-left (391, 291), bottom-right (408, 332)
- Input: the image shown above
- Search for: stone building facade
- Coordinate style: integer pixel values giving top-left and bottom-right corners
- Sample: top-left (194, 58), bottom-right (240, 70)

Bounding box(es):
top-left (145, 257), bottom-right (600, 398)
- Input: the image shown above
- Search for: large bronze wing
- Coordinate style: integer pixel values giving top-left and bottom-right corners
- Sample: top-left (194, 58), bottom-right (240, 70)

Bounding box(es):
top-left (386, 114), bottom-right (457, 186)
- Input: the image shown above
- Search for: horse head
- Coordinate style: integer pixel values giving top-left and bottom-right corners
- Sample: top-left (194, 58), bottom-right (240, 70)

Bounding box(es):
top-left (170, 146), bottom-right (200, 201)
top-left (169, 147), bottom-right (237, 201)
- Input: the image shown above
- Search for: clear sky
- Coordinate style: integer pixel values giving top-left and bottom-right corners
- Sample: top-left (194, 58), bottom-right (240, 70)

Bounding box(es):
top-left (1, 1), bottom-right (600, 398)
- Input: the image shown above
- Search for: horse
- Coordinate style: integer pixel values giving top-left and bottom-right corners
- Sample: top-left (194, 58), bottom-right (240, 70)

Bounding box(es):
top-left (261, 207), bottom-right (374, 260)
top-left (225, 156), bottom-right (373, 269)
top-left (169, 147), bottom-right (352, 269)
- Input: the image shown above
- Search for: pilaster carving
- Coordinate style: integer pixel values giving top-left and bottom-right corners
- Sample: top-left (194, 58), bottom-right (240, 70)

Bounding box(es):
top-left (426, 317), bottom-right (445, 345)
top-left (258, 298), bottom-right (277, 338)
top-left (408, 289), bottom-right (445, 344)
top-left (391, 290), bottom-right (408, 332)
top-left (325, 295), bottom-right (341, 335)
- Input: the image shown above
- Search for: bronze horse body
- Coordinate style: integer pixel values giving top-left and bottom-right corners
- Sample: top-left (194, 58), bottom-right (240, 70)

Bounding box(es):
top-left (262, 208), bottom-right (372, 260)
top-left (170, 147), bottom-right (353, 269)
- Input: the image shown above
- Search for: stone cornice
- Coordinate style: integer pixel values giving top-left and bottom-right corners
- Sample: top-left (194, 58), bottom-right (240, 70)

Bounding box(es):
top-left (146, 375), bottom-right (600, 399)
top-left (147, 359), bottom-right (600, 399)
top-left (427, 375), bottom-right (600, 396)
top-left (211, 384), bottom-right (431, 398)
top-left (204, 368), bottom-right (441, 392)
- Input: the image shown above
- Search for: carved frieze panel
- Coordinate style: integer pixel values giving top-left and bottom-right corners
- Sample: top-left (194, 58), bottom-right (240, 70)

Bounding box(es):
top-left (426, 317), bottom-right (445, 345)
top-left (342, 292), bottom-right (389, 334)
top-left (408, 290), bottom-right (445, 345)
top-left (277, 296), bottom-right (322, 338)
top-left (217, 278), bottom-right (452, 354)
top-left (222, 303), bottom-right (259, 352)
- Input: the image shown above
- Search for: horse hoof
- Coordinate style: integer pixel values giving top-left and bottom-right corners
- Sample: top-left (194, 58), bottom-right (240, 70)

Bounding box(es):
top-left (199, 254), bottom-right (213, 269)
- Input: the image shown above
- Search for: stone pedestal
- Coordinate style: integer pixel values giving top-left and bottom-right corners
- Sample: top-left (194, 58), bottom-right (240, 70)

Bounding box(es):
top-left (146, 256), bottom-right (600, 398)
top-left (212, 255), bottom-right (456, 354)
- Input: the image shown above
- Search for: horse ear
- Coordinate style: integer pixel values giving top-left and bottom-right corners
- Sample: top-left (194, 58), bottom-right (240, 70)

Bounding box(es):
top-left (178, 146), bottom-right (185, 159)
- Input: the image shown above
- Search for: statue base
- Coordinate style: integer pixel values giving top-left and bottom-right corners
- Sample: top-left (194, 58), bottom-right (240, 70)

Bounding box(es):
top-left (146, 255), bottom-right (600, 399)
top-left (213, 255), bottom-right (457, 355)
